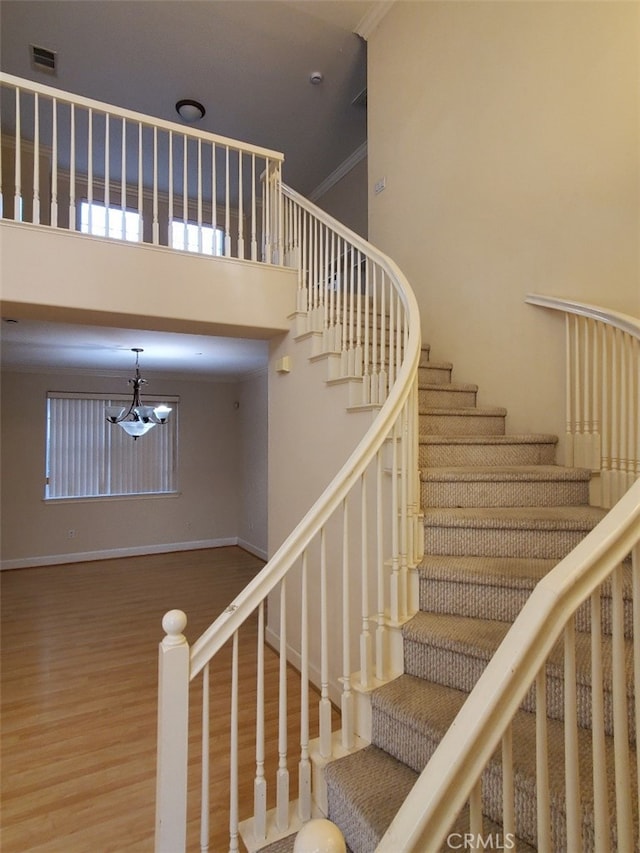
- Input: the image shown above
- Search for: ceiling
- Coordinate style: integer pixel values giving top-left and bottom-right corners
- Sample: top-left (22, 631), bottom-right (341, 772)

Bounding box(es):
top-left (0, 0), bottom-right (375, 380)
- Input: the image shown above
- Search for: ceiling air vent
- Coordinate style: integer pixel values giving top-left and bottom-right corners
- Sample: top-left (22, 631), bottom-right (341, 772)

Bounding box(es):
top-left (30, 44), bottom-right (57, 74)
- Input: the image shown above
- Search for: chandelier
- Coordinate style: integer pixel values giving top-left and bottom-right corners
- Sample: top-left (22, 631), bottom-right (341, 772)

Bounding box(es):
top-left (105, 348), bottom-right (172, 439)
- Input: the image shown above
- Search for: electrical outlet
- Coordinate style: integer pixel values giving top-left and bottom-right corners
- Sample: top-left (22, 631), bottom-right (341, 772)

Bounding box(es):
top-left (374, 176), bottom-right (386, 194)
top-left (67, 529), bottom-right (77, 539)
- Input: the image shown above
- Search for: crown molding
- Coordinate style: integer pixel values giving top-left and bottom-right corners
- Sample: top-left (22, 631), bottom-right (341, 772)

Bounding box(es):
top-left (355, 1), bottom-right (395, 40)
top-left (309, 141), bottom-right (368, 203)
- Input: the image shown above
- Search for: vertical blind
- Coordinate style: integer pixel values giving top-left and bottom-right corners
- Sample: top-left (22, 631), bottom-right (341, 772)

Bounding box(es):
top-left (46, 393), bottom-right (178, 499)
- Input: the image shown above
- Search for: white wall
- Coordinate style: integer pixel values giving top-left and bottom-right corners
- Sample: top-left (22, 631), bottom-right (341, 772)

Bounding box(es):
top-left (0, 369), bottom-right (267, 567)
top-left (314, 155), bottom-right (369, 240)
top-left (0, 221), bottom-right (297, 339)
top-left (368, 1), bottom-right (640, 455)
top-left (237, 369), bottom-right (269, 559)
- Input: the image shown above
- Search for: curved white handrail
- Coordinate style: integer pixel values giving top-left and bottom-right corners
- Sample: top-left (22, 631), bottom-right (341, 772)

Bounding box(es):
top-left (379, 477), bottom-right (640, 852)
top-left (526, 292), bottom-right (640, 340)
top-left (379, 296), bottom-right (640, 851)
top-left (0, 71), bottom-right (284, 161)
top-left (190, 185), bottom-right (421, 676)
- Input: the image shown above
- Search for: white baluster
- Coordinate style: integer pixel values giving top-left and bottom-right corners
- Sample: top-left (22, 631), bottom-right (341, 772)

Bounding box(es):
top-left (564, 620), bottom-right (581, 850)
top-left (87, 108), bottom-right (93, 231)
top-left (298, 554), bottom-right (311, 822)
top-left (590, 589), bottom-right (610, 851)
top-left (211, 143), bottom-right (217, 249)
top-left (200, 663), bottom-right (210, 852)
top-left (360, 473), bottom-right (372, 688)
top-left (341, 500), bottom-right (354, 749)
top-left (229, 631), bottom-right (239, 853)
top-left (319, 529), bottom-right (332, 759)
top-left (14, 86), bottom-right (22, 222)
top-left (390, 419), bottom-right (400, 625)
top-left (155, 609), bottom-right (189, 853)
top-left (375, 448), bottom-right (387, 682)
top-left (535, 668), bottom-right (551, 850)
top-left (68, 103), bottom-right (75, 229)
top-left (104, 113), bottom-right (110, 236)
top-left (250, 153), bottom-right (257, 261)
top-left (197, 138), bottom-right (203, 252)
top-left (612, 563), bottom-right (633, 849)
top-left (237, 151), bottom-right (244, 259)
top-left (469, 778), bottom-right (483, 840)
top-left (121, 118), bottom-right (127, 230)
top-left (32, 92), bottom-right (40, 224)
top-left (254, 601), bottom-right (267, 840)
top-left (0, 88), bottom-right (3, 219)
top-left (152, 127), bottom-right (159, 244)
top-left (378, 272), bottom-right (388, 402)
top-left (137, 122), bottom-right (143, 241)
top-left (224, 146), bottom-right (231, 257)
top-left (633, 544), bottom-right (640, 825)
top-left (501, 725), bottom-right (514, 843)
top-left (277, 580), bottom-right (290, 832)
top-left (51, 97), bottom-right (58, 226)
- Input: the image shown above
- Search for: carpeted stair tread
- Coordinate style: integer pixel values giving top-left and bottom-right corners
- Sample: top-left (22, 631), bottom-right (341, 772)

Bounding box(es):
top-left (324, 744), bottom-right (418, 853)
top-left (403, 611), bottom-right (632, 699)
top-left (419, 405), bottom-right (508, 417)
top-left (370, 675), bottom-right (637, 848)
top-left (418, 554), bottom-right (556, 586)
top-left (420, 465), bottom-right (591, 483)
top-left (423, 505), bottom-right (606, 530)
top-left (420, 433), bottom-right (559, 446)
top-left (324, 742), bottom-right (536, 853)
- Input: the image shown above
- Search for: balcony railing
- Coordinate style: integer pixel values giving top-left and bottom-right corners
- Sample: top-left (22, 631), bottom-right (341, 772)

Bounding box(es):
top-left (0, 71), bottom-right (284, 263)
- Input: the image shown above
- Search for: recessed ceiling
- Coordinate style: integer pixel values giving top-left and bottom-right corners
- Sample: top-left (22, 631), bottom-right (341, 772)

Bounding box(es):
top-left (1, 318), bottom-right (269, 381)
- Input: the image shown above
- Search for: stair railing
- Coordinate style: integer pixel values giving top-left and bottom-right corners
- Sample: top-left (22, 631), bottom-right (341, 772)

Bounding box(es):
top-left (0, 72), bottom-right (283, 262)
top-left (155, 188), bottom-right (421, 851)
top-left (379, 300), bottom-right (640, 852)
top-left (526, 294), bottom-right (640, 508)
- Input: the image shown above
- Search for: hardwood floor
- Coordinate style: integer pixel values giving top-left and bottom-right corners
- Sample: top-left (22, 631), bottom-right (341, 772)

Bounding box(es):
top-left (1, 548), bottom-right (331, 852)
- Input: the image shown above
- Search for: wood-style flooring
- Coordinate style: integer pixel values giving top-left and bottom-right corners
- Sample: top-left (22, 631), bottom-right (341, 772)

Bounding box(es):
top-left (1, 547), bottom-right (332, 852)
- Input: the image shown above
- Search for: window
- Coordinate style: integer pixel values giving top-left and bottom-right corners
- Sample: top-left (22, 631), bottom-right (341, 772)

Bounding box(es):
top-left (171, 220), bottom-right (224, 256)
top-left (45, 393), bottom-right (178, 500)
top-left (80, 201), bottom-right (141, 242)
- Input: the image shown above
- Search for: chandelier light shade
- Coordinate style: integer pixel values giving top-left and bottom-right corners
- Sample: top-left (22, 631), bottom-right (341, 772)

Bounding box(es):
top-left (105, 348), bottom-right (172, 439)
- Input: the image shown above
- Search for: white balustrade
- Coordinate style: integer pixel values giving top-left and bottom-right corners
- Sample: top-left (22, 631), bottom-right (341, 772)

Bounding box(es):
top-left (527, 294), bottom-right (640, 508)
top-left (0, 72), bottom-right (283, 262)
top-left (152, 180), bottom-right (420, 850)
top-left (4, 71), bottom-right (422, 853)
top-left (376, 328), bottom-right (640, 853)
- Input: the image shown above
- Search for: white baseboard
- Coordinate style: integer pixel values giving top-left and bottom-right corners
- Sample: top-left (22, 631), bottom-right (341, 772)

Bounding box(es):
top-left (0, 537), bottom-right (253, 571)
top-left (237, 538), bottom-right (268, 561)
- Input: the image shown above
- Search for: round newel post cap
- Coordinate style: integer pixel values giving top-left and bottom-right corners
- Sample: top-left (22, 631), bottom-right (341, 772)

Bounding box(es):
top-left (293, 818), bottom-right (346, 853)
top-left (161, 609), bottom-right (187, 645)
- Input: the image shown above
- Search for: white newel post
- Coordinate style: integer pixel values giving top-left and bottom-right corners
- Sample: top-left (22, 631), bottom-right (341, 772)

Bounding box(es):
top-left (155, 609), bottom-right (190, 853)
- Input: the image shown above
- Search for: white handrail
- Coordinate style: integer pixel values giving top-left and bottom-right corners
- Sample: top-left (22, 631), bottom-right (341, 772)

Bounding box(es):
top-left (526, 293), bottom-right (640, 507)
top-left (379, 478), bottom-right (640, 852)
top-left (156, 183), bottom-right (421, 851)
top-left (0, 72), bottom-right (284, 161)
top-left (190, 188), bottom-right (421, 677)
top-left (379, 297), bottom-right (640, 851)
top-left (0, 72), bottom-right (283, 263)
top-left (526, 293), bottom-right (640, 341)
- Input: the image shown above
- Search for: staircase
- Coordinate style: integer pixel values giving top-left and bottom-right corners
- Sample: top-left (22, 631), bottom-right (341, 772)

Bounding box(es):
top-left (318, 344), bottom-right (632, 852)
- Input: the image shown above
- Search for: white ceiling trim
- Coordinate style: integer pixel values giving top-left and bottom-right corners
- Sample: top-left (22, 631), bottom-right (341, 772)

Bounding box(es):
top-left (309, 141), bottom-right (367, 203)
top-left (355, 1), bottom-right (395, 41)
